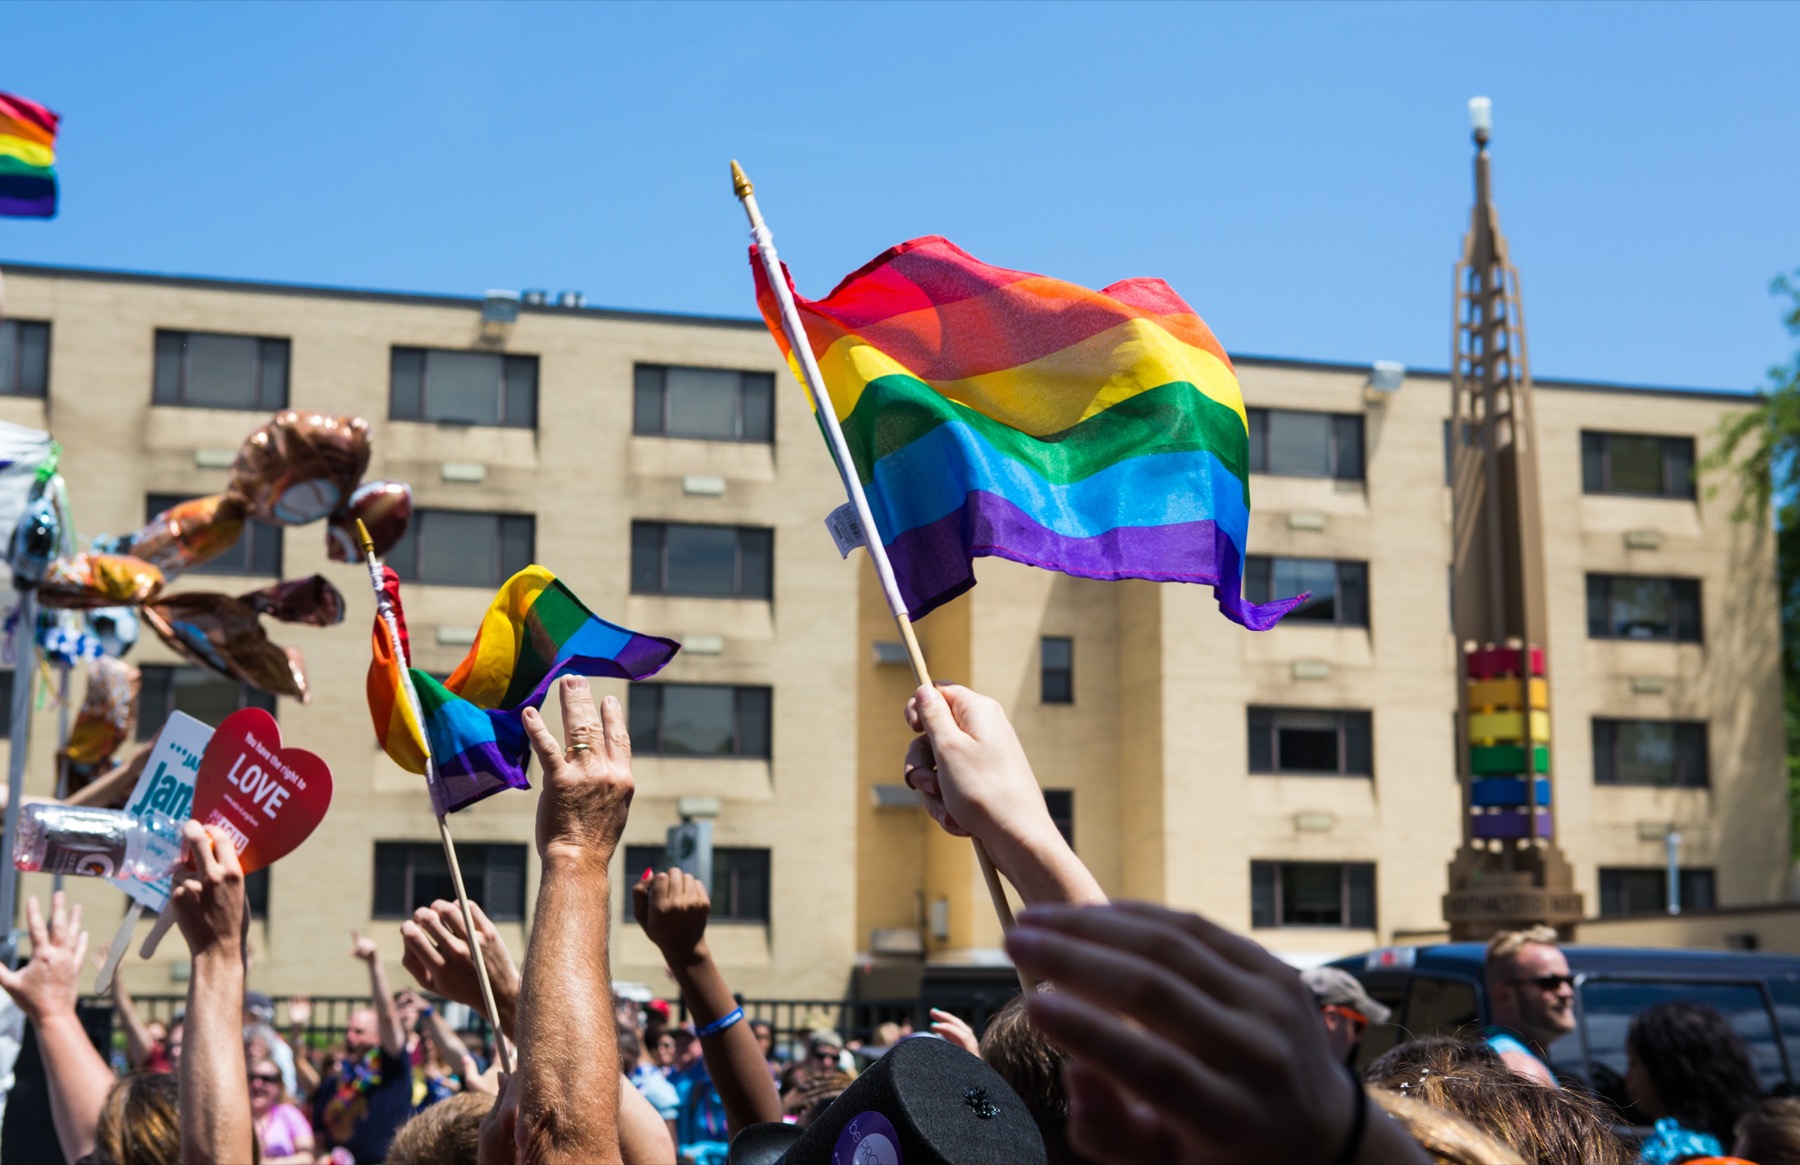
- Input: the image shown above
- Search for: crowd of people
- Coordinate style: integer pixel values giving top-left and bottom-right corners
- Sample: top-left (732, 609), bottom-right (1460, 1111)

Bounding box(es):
top-left (3, 674), bottom-right (1800, 1163)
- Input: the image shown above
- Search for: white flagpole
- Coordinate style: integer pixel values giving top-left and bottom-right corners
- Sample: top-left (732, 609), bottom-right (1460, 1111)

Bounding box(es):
top-left (731, 163), bottom-right (1025, 984)
top-left (355, 521), bottom-right (512, 1073)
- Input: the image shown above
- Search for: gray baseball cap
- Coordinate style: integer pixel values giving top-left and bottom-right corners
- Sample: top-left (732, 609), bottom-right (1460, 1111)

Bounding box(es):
top-left (1301, 967), bottom-right (1392, 1025)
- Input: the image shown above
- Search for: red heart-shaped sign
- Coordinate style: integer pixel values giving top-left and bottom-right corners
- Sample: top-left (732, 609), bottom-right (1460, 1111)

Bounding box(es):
top-left (191, 707), bottom-right (332, 873)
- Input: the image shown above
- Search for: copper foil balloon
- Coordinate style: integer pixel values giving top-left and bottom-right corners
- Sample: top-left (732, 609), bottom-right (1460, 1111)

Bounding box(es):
top-left (228, 411), bottom-right (371, 526)
top-left (126, 493), bottom-right (246, 579)
top-left (64, 657), bottom-right (140, 770)
top-left (325, 480), bottom-right (412, 563)
top-left (243, 575), bottom-right (345, 627)
top-left (38, 554), bottom-right (164, 609)
top-left (141, 591), bottom-right (310, 703)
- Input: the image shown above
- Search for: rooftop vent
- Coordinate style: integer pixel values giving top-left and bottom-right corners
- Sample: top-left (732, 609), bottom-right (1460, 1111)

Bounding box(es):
top-left (481, 290), bottom-right (521, 323)
top-left (557, 290), bottom-right (585, 308)
top-left (522, 289), bottom-right (549, 306)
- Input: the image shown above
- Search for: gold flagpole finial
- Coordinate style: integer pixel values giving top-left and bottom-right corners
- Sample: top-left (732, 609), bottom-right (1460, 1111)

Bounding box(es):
top-left (354, 519), bottom-right (376, 558)
top-left (730, 160), bottom-right (753, 201)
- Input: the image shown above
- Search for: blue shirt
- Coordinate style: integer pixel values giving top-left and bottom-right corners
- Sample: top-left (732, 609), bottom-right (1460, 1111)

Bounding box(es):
top-left (631, 1064), bottom-right (681, 1121)
top-left (1638, 1117), bottom-right (1721, 1165)
top-left (1483, 1027), bottom-right (1560, 1086)
top-left (674, 1060), bottom-right (730, 1165)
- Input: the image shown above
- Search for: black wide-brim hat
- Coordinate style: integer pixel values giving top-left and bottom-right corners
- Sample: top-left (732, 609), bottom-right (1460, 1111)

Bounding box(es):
top-left (727, 1035), bottom-right (1047, 1165)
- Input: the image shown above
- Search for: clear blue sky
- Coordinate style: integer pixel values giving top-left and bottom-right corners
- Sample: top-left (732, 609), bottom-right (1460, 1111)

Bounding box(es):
top-left (4, 2), bottom-right (1795, 392)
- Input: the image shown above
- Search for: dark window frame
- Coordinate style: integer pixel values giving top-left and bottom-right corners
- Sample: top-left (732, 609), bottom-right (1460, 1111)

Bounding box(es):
top-left (1044, 789), bottom-right (1075, 850)
top-left (389, 346), bottom-right (539, 429)
top-left (135, 665), bottom-right (277, 743)
top-left (633, 364), bottom-right (775, 444)
top-left (146, 493), bottom-right (283, 578)
top-left (1591, 718), bottom-right (1710, 788)
top-left (1040, 637), bottom-right (1073, 704)
top-left (1250, 860), bottom-right (1376, 929)
top-left (387, 508), bottom-right (536, 588)
top-left (629, 521), bottom-right (773, 600)
top-left (1597, 867), bottom-right (1718, 916)
top-left (1585, 574), bottom-right (1702, 643)
top-left (372, 840), bottom-right (528, 921)
top-left (151, 329), bottom-right (290, 411)
top-left (1248, 707), bottom-right (1374, 777)
top-left (1244, 557), bottom-right (1369, 627)
top-left (1580, 431), bottom-right (1697, 499)
top-left (0, 319), bottom-right (50, 398)
top-left (627, 682), bottom-right (773, 759)
top-left (1246, 408), bottom-right (1365, 481)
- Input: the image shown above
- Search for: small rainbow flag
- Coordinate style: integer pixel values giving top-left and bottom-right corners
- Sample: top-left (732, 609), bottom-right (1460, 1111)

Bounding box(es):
top-left (0, 91), bottom-right (59, 219)
top-left (369, 565), bottom-right (679, 814)
top-left (751, 236), bottom-right (1300, 629)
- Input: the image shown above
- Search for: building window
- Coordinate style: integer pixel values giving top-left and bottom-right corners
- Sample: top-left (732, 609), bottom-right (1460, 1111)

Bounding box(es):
top-left (390, 347), bottom-right (538, 428)
top-left (634, 365), bottom-right (774, 443)
top-left (624, 843), bottom-right (771, 923)
top-left (1040, 637), bottom-right (1073, 703)
top-left (1598, 868), bottom-right (1717, 916)
top-left (1244, 557), bottom-right (1368, 626)
top-left (1586, 575), bottom-right (1701, 643)
top-left (1581, 431), bottom-right (1696, 499)
top-left (1592, 719), bottom-right (1709, 788)
top-left (152, 330), bottom-right (289, 410)
top-left (1248, 708), bottom-right (1372, 776)
top-left (1044, 789), bottom-right (1074, 849)
top-left (628, 683), bottom-right (771, 758)
top-left (1251, 860), bottom-right (1376, 929)
top-left (0, 320), bottom-right (49, 398)
top-left (136, 666), bottom-right (276, 742)
top-left (373, 841), bottom-right (527, 921)
top-left (388, 509), bottom-right (534, 588)
top-left (146, 494), bottom-right (283, 578)
top-left (630, 522), bottom-right (772, 599)
top-left (1246, 409), bottom-right (1364, 480)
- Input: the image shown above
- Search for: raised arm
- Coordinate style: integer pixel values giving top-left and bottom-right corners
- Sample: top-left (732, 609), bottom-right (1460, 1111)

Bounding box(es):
top-left (905, 683), bottom-right (1106, 907)
top-left (401, 898), bottom-right (520, 1043)
top-left (169, 821), bottom-right (256, 1165)
top-left (286, 995), bottom-right (320, 1097)
top-left (108, 958), bottom-right (158, 1070)
top-left (351, 930), bottom-right (406, 1059)
top-left (514, 677), bottom-right (633, 1164)
top-left (633, 869), bottom-right (781, 1133)
top-left (0, 893), bottom-right (111, 1163)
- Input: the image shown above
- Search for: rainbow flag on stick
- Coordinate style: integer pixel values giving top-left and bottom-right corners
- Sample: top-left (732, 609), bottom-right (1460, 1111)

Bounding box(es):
top-left (369, 565), bottom-right (679, 814)
top-left (751, 235), bottom-right (1300, 629)
top-left (0, 91), bottom-right (59, 218)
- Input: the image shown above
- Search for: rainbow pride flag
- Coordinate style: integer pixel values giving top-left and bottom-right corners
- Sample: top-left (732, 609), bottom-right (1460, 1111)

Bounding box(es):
top-left (0, 91), bottom-right (59, 218)
top-left (368, 565), bottom-right (679, 814)
top-left (751, 236), bottom-right (1301, 629)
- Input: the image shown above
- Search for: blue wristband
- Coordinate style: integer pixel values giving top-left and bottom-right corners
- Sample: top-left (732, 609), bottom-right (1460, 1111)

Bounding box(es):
top-left (695, 1007), bottom-right (744, 1038)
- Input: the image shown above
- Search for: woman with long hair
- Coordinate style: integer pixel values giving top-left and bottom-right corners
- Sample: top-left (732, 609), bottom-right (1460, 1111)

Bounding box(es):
top-left (1626, 1000), bottom-right (1764, 1164)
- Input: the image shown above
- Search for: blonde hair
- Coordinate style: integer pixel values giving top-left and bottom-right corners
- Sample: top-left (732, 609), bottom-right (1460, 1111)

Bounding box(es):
top-left (94, 1073), bottom-right (181, 1165)
top-left (1485, 925), bottom-right (1559, 967)
top-left (386, 1091), bottom-right (493, 1165)
top-left (1371, 1089), bottom-right (1528, 1165)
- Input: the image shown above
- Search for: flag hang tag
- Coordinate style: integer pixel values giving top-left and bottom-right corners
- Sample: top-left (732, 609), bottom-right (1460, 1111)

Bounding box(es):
top-left (824, 503), bottom-right (866, 559)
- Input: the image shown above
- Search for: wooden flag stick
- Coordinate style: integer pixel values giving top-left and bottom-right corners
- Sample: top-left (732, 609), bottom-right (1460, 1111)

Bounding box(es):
top-left (355, 521), bottom-right (513, 1073)
top-left (732, 162), bottom-right (1028, 991)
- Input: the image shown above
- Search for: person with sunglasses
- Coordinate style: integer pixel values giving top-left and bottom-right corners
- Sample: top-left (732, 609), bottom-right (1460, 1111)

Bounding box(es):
top-left (1482, 925), bottom-right (1576, 1086)
top-left (248, 1054), bottom-right (314, 1163)
top-left (1302, 967), bottom-right (1392, 1065)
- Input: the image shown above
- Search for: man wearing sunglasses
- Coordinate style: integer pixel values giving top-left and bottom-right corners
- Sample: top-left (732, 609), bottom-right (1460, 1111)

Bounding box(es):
top-left (1483, 925), bottom-right (1576, 1086)
top-left (1302, 967), bottom-right (1392, 1065)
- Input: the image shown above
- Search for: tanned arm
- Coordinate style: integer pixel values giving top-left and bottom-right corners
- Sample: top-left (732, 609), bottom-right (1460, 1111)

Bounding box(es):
top-left (514, 678), bottom-right (634, 1165)
top-left (170, 822), bottom-right (256, 1165)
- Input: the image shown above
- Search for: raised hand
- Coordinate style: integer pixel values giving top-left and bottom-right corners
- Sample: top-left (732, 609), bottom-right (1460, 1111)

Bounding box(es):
top-left (927, 1008), bottom-right (980, 1056)
top-left (400, 898), bottom-right (520, 1040)
top-left (350, 929), bottom-right (379, 964)
top-left (521, 676), bottom-right (634, 866)
top-left (169, 822), bottom-right (246, 962)
top-left (286, 994), bottom-right (312, 1028)
top-left (632, 868), bottom-right (710, 967)
top-left (0, 893), bottom-right (87, 1023)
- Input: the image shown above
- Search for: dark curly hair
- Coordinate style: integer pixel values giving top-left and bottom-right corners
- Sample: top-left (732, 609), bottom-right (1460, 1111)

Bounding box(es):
top-left (1627, 1001), bottom-right (1763, 1143)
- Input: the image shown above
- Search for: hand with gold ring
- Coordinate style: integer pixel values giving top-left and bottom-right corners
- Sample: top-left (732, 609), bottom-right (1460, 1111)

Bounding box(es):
top-left (521, 676), bottom-right (635, 866)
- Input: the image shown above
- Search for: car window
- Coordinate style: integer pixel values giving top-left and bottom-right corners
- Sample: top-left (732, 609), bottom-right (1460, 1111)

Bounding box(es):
top-left (1349, 978), bottom-right (1410, 1072)
top-left (1563, 978), bottom-right (1785, 1114)
top-left (1403, 976), bottom-right (1482, 1040)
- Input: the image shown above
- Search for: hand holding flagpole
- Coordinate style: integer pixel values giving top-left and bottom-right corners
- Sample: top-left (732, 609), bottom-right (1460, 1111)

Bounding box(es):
top-left (731, 163), bottom-right (1025, 988)
top-left (354, 521), bottom-right (513, 1074)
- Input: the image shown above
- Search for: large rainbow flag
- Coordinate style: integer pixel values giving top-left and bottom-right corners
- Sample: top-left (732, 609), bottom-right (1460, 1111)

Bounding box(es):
top-left (0, 91), bottom-right (59, 218)
top-left (369, 565), bottom-right (679, 814)
top-left (751, 236), bottom-right (1301, 629)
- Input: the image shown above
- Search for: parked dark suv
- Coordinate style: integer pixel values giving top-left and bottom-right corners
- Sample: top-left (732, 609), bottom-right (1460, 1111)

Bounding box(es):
top-left (1331, 944), bottom-right (1800, 1114)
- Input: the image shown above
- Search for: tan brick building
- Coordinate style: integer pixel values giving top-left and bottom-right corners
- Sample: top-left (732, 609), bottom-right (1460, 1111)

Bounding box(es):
top-left (0, 262), bottom-right (1784, 1003)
